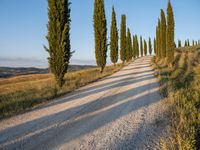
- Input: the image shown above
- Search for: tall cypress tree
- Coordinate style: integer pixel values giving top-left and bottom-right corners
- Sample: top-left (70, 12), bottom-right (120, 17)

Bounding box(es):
top-left (187, 39), bottom-right (190, 46)
top-left (154, 38), bottom-right (156, 55)
top-left (161, 9), bottom-right (166, 58)
top-left (149, 37), bottom-right (152, 55)
top-left (157, 19), bottom-right (161, 59)
top-left (110, 6), bottom-right (118, 65)
top-left (140, 36), bottom-right (143, 57)
top-left (93, 0), bottom-right (107, 72)
top-left (45, 0), bottom-right (72, 88)
top-left (144, 39), bottom-right (147, 56)
top-left (120, 15), bottom-right (126, 63)
top-left (166, 0), bottom-right (175, 64)
top-left (156, 25), bottom-right (159, 58)
top-left (126, 28), bottom-right (132, 61)
top-left (178, 40), bottom-right (181, 47)
top-left (136, 35), bottom-right (140, 58)
top-left (192, 40), bottom-right (195, 46)
top-left (132, 35), bottom-right (136, 59)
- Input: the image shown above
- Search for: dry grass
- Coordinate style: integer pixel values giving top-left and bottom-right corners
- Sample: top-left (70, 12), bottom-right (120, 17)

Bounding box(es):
top-left (0, 64), bottom-right (123, 119)
top-left (153, 48), bottom-right (200, 150)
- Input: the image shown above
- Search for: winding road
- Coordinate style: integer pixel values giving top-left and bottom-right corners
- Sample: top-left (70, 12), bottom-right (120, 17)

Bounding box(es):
top-left (0, 56), bottom-right (169, 150)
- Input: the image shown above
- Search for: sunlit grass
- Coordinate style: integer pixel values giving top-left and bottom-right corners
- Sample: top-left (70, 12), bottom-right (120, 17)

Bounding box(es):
top-left (153, 48), bottom-right (200, 150)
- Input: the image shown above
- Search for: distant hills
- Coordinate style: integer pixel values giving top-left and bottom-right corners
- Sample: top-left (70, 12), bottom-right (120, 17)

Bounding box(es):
top-left (0, 65), bottom-right (96, 78)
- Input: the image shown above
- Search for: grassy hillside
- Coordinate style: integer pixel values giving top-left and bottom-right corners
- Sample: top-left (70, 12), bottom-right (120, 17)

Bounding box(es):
top-left (0, 65), bottom-right (96, 78)
top-left (0, 64), bottom-right (123, 119)
top-left (153, 45), bottom-right (200, 149)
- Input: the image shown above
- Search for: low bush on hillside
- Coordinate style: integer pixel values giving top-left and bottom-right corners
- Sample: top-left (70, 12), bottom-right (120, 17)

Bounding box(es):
top-left (0, 64), bottom-right (123, 119)
top-left (153, 49), bottom-right (200, 150)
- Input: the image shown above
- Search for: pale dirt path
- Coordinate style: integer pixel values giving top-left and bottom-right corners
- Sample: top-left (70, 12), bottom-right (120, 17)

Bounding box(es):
top-left (0, 56), bottom-right (169, 150)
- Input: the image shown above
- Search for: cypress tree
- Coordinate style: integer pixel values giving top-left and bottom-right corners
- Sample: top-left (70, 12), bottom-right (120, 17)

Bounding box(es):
top-left (110, 6), bottom-right (118, 65)
top-left (154, 38), bottom-right (156, 55)
top-left (94, 0), bottom-right (107, 72)
top-left (93, 0), bottom-right (107, 73)
top-left (192, 40), bottom-right (195, 46)
top-left (135, 35), bottom-right (139, 58)
top-left (144, 39), bottom-right (147, 56)
top-left (137, 35), bottom-right (140, 57)
top-left (157, 19), bottom-right (161, 58)
top-left (120, 15), bottom-right (126, 63)
top-left (45, 0), bottom-right (72, 88)
top-left (178, 40), bottom-right (181, 47)
top-left (187, 39), bottom-right (190, 46)
top-left (156, 25), bottom-right (159, 58)
top-left (196, 41), bottom-right (198, 46)
top-left (166, 0), bottom-right (175, 64)
top-left (185, 40), bottom-right (187, 47)
top-left (126, 28), bottom-right (132, 61)
top-left (140, 36), bottom-right (143, 57)
top-left (132, 35), bottom-right (136, 58)
top-left (160, 9), bottom-right (166, 58)
top-left (149, 37), bottom-right (152, 55)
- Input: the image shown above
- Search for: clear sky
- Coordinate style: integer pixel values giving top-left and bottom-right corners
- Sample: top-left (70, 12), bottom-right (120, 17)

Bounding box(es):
top-left (0, 0), bottom-right (200, 67)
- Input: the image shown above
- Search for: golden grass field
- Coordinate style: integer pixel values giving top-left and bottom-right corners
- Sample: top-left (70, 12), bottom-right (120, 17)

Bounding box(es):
top-left (0, 64), bottom-right (123, 119)
top-left (153, 45), bottom-right (200, 149)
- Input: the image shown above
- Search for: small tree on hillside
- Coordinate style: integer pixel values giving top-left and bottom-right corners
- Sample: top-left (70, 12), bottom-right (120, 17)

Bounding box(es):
top-left (93, 0), bottom-right (107, 73)
top-left (120, 15), bottom-right (127, 63)
top-left (110, 6), bottom-right (118, 65)
top-left (45, 0), bottom-right (72, 88)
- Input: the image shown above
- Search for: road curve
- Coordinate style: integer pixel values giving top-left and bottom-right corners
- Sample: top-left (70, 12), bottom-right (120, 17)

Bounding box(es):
top-left (0, 56), bottom-right (169, 150)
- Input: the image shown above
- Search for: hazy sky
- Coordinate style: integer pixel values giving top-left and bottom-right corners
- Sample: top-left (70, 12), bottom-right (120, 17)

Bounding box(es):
top-left (0, 0), bottom-right (200, 67)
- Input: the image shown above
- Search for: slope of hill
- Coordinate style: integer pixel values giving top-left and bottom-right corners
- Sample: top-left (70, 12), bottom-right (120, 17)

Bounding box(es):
top-left (0, 64), bottom-right (122, 119)
top-left (153, 45), bottom-right (200, 149)
top-left (0, 65), bottom-right (96, 78)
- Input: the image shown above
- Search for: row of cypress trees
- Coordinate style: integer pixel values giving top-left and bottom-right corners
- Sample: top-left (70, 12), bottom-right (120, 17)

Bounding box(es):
top-left (177, 39), bottom-right (200, 48)
top-left (94, 0), bottom-right (154, 71)
top-left (155, 0), bottom-right (175, 65)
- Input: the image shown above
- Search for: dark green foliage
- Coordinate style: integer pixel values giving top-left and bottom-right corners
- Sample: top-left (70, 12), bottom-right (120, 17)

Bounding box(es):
top-left (132, 35), bottom-right (136, 58)
top-left (134, 35), bottom-right (139, 58)
top-left (157, 19), bottom-right (161, 58)
top-left (110, 6), bottom-right (118, 65)
top-left (154, 38), bottom-right (156, 54)
top-left (192, 40), bottom-right (195, 46)
top-left (93, 0), bottom-right (107, 72)
top-left (120, 15), bottom-right (127, 63)
top-left (187, 39), bottom-right (190, 46)
top-left (160, 9), bottom-right (166, 58)
top-left (185, 40), bottom-right (188, 47)
top-left (166, 0), bottom-right (175, 64)
top-left (140, 36), bottom-right (143, 57)
top-left (136, 35), bottom-right (140, 57)
top-left (144, 39), bottom-right (147, 56)
top-left (126, 28), bottom-right (132, 61)
top-left (45, 0), bottom-right (72, 88)
top-left (178, 40), bottom-right (182, 48)
top-left (149, 37), bottom-right (152, 55)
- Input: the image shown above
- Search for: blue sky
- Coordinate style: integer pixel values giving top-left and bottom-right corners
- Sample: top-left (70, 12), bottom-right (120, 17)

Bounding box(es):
top-left (0, 0), bottom-right (200, 67)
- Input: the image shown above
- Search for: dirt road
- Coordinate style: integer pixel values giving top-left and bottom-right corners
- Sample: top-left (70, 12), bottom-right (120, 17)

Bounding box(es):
top-left (0, 56), bottom-right (169, 150)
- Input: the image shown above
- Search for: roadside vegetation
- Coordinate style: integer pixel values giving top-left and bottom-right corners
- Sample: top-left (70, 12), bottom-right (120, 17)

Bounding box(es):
top-left (0, 64), bottom-right (123, 119)
top-left (153, 45), bottom-right (200, 149)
